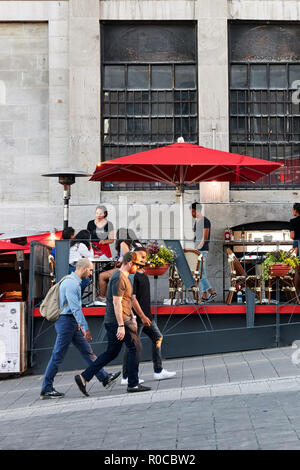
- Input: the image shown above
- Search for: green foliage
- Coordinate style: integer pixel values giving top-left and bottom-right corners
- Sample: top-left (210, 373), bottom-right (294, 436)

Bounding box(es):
top-left (262, 250), bottom-right (300, 281)
top-left (146, 241), bottom-right (174, 267)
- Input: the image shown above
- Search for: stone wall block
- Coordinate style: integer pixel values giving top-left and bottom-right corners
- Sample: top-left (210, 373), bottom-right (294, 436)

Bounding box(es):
top-left (9, 37), bottom-right (48, 55)
top-left (28, 137), bottom-right (49, 155)
top-left (49, 52), bottom-right (68, 70)
top-left (0, 121), bottom-right (14, 137)
top-left (0, 105), bottom-right (28, 121)
top-left (0, 22), bottom-right (25, 37)
top-left (14, 120), bottom-right (48, 139)
top-left (49, 136), bottom-right (69, 156)
top-left (100, 1), bottom-right (197, 20)
top-left (36, 54), bottom-right (49, 71)
top-left (49, 119), bottom-right (69, 138)
top-left (49, 20), bottom-right (68, 37)
top-left (13, 154), bottom-right (49, 175)
top-left (71, 0), bottom-right (99, 17)
top-left (197, 19), bottom-right (228, 66)
top-left (0, 55), bottom-right (36, 71)
top-left (0, 175), bottom-right (48, 203)
top-left (22, 70), bottom-right (49, 88)
top-left (49, 102), bottom-right (68, 120)
top-left (28, 105), bottom-right (48, 121)
top-left (49, 68), bottom-right (69, 86)
top-left (49, 36), bottom-right (68, 54)
top-left (6, 88), bottom-right (48, 105)
top-left (0, 137), bottom-right (27, 157)
top-left (69, 19), bottom-right (100, 67)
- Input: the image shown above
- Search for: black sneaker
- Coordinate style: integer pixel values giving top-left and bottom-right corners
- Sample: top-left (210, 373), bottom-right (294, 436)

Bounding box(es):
top-left (40, 389), bottom-right (65, 400)
top-left (127, 384), bottom-right (151, 393)
top-left (206, 292), bottom-right (217, 303)
top-left (74, 375), bottom-right (89, 397)
top-left (102, 371), bottom-right (121, 389)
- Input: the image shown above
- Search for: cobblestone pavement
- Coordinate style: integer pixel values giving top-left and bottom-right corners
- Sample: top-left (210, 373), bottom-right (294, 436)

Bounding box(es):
top-left (2, 346), bottom-right (300, 450)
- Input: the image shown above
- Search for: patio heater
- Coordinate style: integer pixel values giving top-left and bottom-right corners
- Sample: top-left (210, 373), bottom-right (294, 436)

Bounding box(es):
top-left (42, 170), bottom-right (91, 229)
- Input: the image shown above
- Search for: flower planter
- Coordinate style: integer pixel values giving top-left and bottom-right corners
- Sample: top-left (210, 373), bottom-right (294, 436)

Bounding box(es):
top-left (143, 265), bottom-right (169, 276)
top-left (268, 264), bottom-right (291, 277)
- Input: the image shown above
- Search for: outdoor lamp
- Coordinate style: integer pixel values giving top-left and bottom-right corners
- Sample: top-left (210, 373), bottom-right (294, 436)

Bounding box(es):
top-left (42, 170), bottom-right (90, 229)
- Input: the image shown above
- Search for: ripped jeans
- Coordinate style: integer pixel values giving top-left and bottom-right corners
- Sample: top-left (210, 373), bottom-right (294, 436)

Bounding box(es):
top-left (122, 319), bottom-right (163, 377)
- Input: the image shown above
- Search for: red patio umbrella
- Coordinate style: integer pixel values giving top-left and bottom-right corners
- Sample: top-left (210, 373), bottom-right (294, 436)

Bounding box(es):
top-left (90, 142), bottom-right (282, 241)
top-left (0, 231), bottom-right (62, 254)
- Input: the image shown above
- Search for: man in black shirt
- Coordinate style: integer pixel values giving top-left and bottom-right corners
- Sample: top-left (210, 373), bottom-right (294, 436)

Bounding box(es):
top-left (290, 203), bottom-right (300, 254)
top-left (190, 202), bottom-right (216, 302)
top-left (290, 203), bottom-right (300, 296)
top-left (121, 247), bottom-right (176, 384)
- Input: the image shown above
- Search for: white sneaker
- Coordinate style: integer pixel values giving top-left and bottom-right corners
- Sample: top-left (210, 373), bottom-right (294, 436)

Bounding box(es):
top-left (120, 378), bottom-right (144, 385)
top-left (153, 369), bottom-right (176, 380)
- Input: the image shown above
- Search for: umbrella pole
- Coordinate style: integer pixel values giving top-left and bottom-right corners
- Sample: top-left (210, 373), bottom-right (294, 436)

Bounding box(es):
top-left (178, 186), bottom-right (184, 248)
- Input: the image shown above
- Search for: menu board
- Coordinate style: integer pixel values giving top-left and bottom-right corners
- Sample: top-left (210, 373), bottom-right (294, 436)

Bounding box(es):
top-left (0, 302), bottom-right (26, 373)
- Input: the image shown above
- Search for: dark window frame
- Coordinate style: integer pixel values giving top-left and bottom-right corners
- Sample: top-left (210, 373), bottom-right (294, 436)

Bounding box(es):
top-left (101, 21), bottom-right (198, 191)
top-left (229, 21), bottom-right (300, 190)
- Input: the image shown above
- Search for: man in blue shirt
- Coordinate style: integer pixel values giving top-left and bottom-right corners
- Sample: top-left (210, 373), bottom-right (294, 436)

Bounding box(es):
top-left (40, 258), bottom-right (120, 399)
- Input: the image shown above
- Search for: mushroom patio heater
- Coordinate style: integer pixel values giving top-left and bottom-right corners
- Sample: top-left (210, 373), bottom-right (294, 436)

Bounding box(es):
top-left (42, 170), bottom-right (91, 229)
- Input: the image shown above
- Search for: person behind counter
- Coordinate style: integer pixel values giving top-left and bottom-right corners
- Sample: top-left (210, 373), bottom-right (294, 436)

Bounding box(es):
top-left (51, 226), bottom-right (75, 259)
top-left (190, 202), bottom-right (217, 303)
top-left (87, 205), bottom-right (114, 258)
top-left (97, 228), bottom-right (143, 303)
top-left (290, 203), bottom-right (300, 296)
top-left (69, 230), bottom-right (94, 294)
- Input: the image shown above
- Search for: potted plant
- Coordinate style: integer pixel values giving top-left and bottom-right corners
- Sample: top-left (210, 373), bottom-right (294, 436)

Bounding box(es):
top-left (262, 250), bottom-right (300, 281)
top-left (143, 241), bottom-right (174, 276)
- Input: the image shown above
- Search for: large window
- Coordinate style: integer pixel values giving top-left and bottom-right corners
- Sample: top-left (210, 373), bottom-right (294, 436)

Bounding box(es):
top-left (229, 23), bottom-right (300, 188)
top-left (101, 22), bottom-right (198, 190)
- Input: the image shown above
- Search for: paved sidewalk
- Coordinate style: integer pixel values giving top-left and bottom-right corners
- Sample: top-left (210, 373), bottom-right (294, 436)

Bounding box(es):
top-left (2, 346), bottom-right (300, 450)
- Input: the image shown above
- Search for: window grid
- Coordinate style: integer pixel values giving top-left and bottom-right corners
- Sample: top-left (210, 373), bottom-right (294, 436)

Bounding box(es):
top-left (102, 63), bottom-right (198, 191)
top-left (230, 62), bottom-right (300, 189)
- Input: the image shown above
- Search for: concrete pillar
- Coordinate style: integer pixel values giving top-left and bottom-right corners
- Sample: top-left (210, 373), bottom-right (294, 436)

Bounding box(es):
top-left (196, 0), bottom-right (230, 205)
top-left (68, 0), bottom-right (100, 213)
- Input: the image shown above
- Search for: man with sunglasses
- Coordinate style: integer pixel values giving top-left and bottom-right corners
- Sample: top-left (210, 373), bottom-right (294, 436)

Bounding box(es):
top-left (121, 246), bottom-right (176, 385)
top-left (74, 251), bottom-right (151, 395)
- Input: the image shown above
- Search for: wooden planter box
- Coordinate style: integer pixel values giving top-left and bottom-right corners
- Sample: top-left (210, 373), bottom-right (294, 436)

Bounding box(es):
top-left (268, 264), bottom-right (291, 277)
top-left (143, 265), bottom-right (169, 276)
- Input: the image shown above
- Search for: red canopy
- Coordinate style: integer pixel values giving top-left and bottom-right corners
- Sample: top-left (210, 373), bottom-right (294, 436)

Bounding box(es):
top-left (90, 142), bottom-right (282, 185)
top-left (0, 231), bottom-right (62, 254)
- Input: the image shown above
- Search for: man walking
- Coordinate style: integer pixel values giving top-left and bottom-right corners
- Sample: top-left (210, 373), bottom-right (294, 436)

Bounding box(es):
top-left (40, 258), bottom-right (120, 399)
top-left (121, 247), bottom-right (176, 384)
top-left (74, 251), bottom-right (151, 396)
top-left (190, 202), bottom-right (216, 302)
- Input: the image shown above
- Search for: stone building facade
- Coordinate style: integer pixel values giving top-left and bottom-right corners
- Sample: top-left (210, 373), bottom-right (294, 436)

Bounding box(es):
top-left (0, 0), bottom-right (299, 260)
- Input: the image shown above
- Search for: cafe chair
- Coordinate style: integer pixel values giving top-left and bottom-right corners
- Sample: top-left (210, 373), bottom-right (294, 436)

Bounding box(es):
top-left (266, 272), bottom-right (300, 305)
top-left (169, 249), bottom-right (203, 305)
top-left (226, 248), bottom-right (262, 305)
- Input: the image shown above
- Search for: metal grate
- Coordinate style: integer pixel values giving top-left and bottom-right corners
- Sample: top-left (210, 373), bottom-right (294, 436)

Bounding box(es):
top-left (101, 23), bottom-right (198, 191)
top-left (229, 23), bottom-right (300, 189)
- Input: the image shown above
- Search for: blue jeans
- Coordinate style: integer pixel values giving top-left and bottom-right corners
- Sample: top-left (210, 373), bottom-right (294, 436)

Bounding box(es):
top-left (41, 315), bottom-right (108, 393)
top-left (199, 251), bottom-right (212, 294)
top-left (122, 320), bottom-right (163, 376)
top-left (82, 322), bottom-right (140, 388)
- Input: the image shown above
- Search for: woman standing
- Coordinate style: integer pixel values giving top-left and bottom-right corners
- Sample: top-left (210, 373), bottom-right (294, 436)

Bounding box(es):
top-left (87, 206), bottom-right (114, 258)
